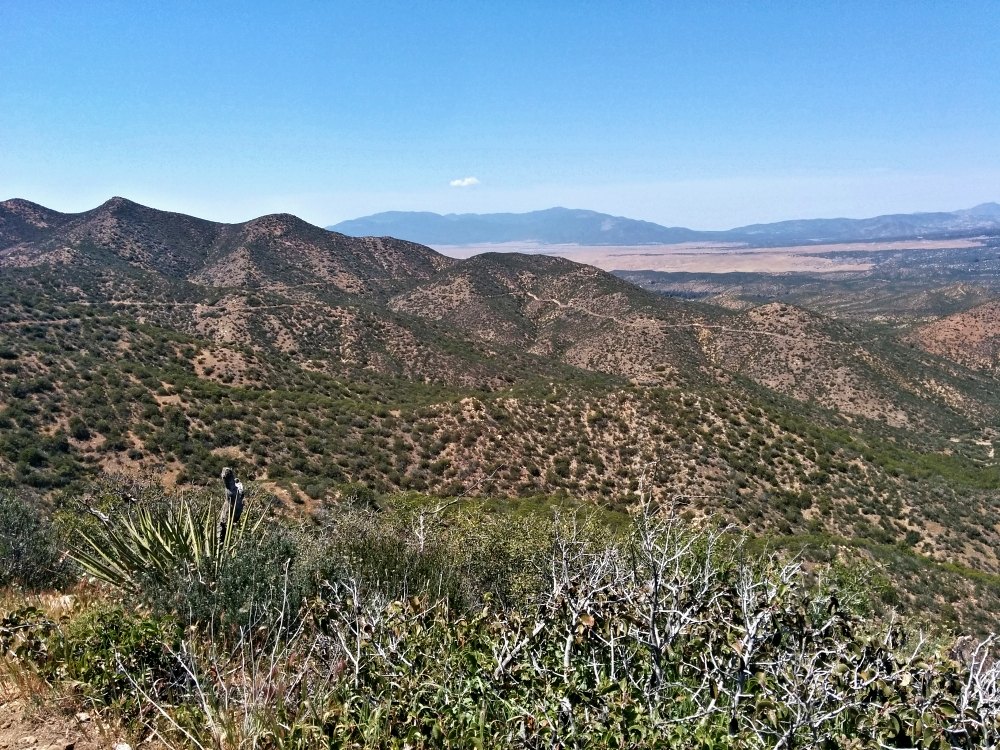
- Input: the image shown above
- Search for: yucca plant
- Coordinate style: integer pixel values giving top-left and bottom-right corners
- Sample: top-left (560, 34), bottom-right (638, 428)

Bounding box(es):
top-left (69, 493), bottom-right (265, 592)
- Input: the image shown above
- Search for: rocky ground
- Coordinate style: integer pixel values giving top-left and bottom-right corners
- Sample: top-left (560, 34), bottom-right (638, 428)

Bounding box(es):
top-left (0, 695), bottom-right (119, 750)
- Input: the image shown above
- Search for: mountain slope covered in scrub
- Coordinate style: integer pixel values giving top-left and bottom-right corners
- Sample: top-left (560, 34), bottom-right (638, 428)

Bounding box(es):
top-left (2, 197), bottom-right (1000, 636)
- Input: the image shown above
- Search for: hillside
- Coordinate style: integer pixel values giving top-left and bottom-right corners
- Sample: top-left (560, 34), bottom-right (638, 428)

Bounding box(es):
top-left (390, 252), bottom-right (713, 384)
top-left (4, 198), bottom-right (1000, 632)
top-left (699, 301), bottom-right (1000, 429)
top-left (909, 300), bottom-right (1000, 373)
top-left (0, 196), bottom-right (452, 294)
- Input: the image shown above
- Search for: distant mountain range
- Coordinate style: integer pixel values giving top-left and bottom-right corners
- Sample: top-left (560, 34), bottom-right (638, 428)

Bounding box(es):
top-left (329, 203), bottom-right (1000, 246)
top-left (330, 208), bottom-right (706, 245)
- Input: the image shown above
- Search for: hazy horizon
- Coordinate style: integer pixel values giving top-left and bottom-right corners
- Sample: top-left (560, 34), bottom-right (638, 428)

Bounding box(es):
top-left (3, 2), bottom-right (998, 229)
top-left (6, 194), bottom-right (1000, 235)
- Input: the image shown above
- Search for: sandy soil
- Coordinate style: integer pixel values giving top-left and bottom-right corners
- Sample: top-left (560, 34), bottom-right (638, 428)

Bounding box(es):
top-left (433, 238), bottom-right (984, 274)
top-left (0, 695), bottom-right (109, 750)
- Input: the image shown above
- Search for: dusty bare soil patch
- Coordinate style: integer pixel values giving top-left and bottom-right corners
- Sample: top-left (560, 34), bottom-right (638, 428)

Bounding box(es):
top-left (0, 694), bottom-right (107, 750)
top-left (192, 347), bottom-right (254, 386)
top-left (153, 392), bottom-right (181, 406)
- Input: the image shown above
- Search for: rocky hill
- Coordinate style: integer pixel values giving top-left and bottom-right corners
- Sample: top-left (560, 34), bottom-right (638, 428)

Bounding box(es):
top-left (699, 301), bottom-right (1000, 429)
top-left (0, 196), bottom-right (452, 294)
top-left (390, 252), bottom-right (713, 384)
top-left (909, 300), bottom-right (1000, 373)
top-left (0, 198), bottom-right (730, 389)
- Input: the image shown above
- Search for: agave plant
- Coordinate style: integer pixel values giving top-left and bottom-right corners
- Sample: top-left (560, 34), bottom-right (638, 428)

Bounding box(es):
top-left (69, 493), bottom-right (264, 592)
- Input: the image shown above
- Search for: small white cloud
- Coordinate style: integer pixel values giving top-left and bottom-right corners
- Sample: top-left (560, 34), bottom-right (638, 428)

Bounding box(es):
top-left (449, 176), bottom-right (480, 188)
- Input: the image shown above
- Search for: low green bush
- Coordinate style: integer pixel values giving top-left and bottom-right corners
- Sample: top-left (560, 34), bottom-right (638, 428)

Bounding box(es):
top-left (11, 483), bottom-right (1000, 748)
top-left (50, 605), bottom-right (183, 722)
top-left (0, 490), bottom-right (71, 590)
top-left (141, 522), bottom-right (325, 633)
top-left (2, 604), bottom-right (183, 728)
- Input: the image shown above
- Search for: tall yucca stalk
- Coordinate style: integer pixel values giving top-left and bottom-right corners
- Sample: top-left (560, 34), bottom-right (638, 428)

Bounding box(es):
top-left (69, 495), bottom-right (264, 591)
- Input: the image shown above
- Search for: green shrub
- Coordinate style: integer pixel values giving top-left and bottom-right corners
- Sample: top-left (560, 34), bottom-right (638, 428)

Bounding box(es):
top-left (14, 468), bottom-right (1000, 747)
top-left (1, 603), bottom-right (183, 727)
top-left (0, 490), bottom-right (71, 590)
top-left (68, 485), bottom-right (266, 593)
top-left (49, 605), bottom-right (183, 721)
top-left (141, 523), bottom-right (324, 633)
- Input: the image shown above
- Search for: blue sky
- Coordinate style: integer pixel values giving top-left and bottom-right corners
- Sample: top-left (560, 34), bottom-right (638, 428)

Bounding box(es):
top-left (2, 1), bottom-right (998, 228)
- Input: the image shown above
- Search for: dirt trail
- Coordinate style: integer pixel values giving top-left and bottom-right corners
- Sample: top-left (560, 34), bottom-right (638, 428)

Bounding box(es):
top-left (521, 291), bottom-right (809, 341)
top-left (523, 291), bottom-right (567, 308)
top-left (0, 319), bottom-right (96, 328)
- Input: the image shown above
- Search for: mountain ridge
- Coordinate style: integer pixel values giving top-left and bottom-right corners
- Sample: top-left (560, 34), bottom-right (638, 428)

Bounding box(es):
top-left (0, 195), bottom-right (454, 295)
top-left (0, 196), bottom-right (996, 441)
top-left (0, 197), bottom-right (713, 386)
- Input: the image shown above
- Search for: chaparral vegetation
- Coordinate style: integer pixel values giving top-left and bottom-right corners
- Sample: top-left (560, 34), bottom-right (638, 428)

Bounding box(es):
top-left (3, 199), bottom-right (1000, 748)
top-left (3, 478), bottom-right (1000, 749)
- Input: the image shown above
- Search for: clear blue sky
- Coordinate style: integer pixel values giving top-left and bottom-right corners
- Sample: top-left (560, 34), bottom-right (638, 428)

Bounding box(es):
top-left (2, 1), bottom-right (998, 228)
